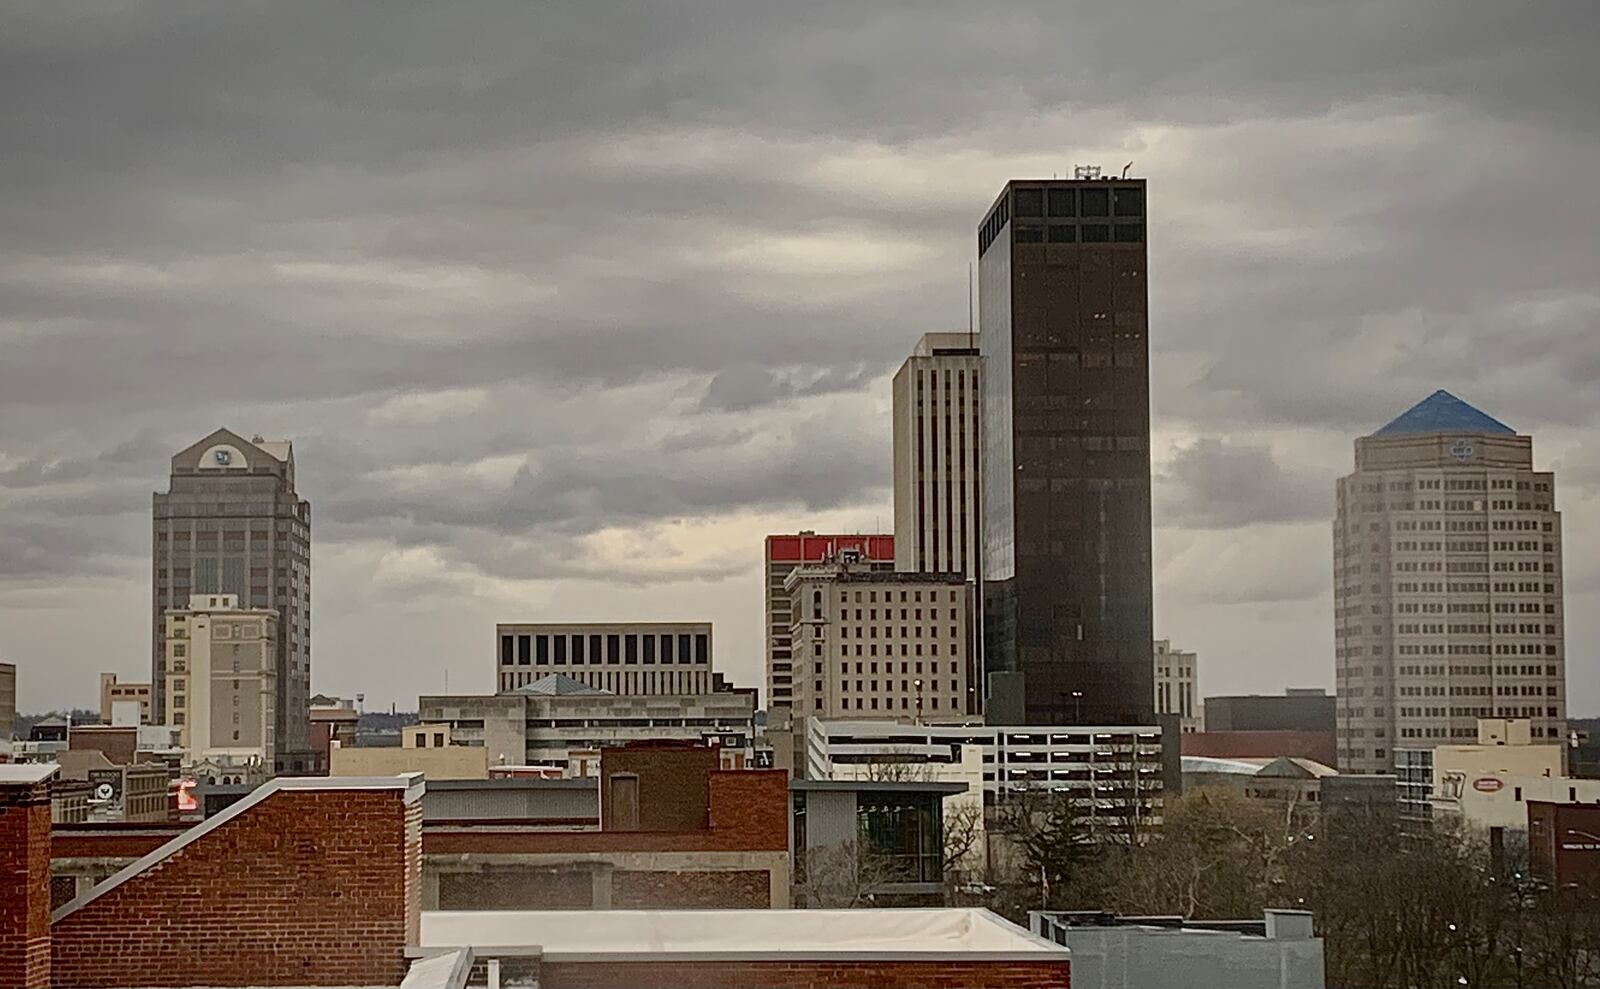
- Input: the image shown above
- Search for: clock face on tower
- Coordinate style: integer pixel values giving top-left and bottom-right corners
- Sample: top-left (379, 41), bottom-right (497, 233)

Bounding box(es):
top-left (199, 444), bottom-right (248, 470)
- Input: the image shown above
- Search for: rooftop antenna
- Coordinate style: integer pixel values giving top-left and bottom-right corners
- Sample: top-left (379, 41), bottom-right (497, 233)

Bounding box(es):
top-left (1121, 162), bottom-right (1133, 178)
top-left (967, 262), bottom-right (975, 347)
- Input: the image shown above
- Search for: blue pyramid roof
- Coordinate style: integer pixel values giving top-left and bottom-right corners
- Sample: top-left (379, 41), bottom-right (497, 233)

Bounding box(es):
top-left (1373, 390), bottom-right (1514, 437)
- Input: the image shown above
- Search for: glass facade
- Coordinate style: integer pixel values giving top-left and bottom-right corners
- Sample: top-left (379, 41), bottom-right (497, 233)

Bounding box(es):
top-left (979, 180), bottom-right (1155, 726)
top-left (857, 790), bottom-right (943, 884)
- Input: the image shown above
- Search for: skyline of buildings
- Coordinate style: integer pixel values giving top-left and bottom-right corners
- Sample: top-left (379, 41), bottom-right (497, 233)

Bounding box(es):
top-left (3, 176), bottom-right (1590, 778)
top-left (978, 177), bottom-right (1156, 727)
top-left (152, 429), bottom-right (312, 771)
top-left (1334, 390), bottom-right (1568, 773)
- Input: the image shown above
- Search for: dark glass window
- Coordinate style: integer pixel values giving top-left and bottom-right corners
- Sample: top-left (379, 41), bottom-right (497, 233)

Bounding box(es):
top-left (660, 634), bottom-right (674, 664)
top-left (625, 635), bottom-right (638, 663)
top-left (643, 635), bottom-right (656, 664)
top-left (695, 633), bottom-right (709, 665)
top-left (1081, 224), bottom-right (1111, 243)
top-left (1014, 226), bottom-right (1044, 243)
top-left (607, 634), bottom-right (621, 664)
top-left (1081, 187), bottom-right (1110, 216)
top-left (517, 635), bottom-right (531, 665)
top-left (1047, 224), bottom-right (1076, 244)
top-left (1113, 186), bottom-right (1144, 216)
top-left (590, 634), bottom-right (603, 665)
top-left (572, 635), bottom-right (584, 664)
top-left (553, 636), bottom-right (567, 665)
top-left (1047, 188), bottom-right (1076, 217)
top-left (1014, 188), bottom-right (1044, 217)
top-left (500, 635), bottom-right (514, 666)
top-left (1114, 223), bottom-right (1144, 243)
top-left (536, 635), bottom-right (550, 663)
top-left (679, 635), bottom-right (693, 664)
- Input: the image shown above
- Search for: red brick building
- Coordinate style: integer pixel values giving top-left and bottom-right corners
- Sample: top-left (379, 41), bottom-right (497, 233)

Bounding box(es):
top-left (1528, 800), bottom-right (1600, 886)
top-left (11, 744), bottom-right (1072, 988)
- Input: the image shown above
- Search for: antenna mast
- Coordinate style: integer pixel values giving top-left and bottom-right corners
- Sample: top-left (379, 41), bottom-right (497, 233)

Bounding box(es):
top-left (967, 262), bottom-right (975, 347)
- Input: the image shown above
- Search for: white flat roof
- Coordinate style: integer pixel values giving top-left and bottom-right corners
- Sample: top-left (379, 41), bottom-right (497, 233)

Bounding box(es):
top-left (421, 908), bottom-right (1064, 962)
top-left (0, 763), bottom-right (58, 784)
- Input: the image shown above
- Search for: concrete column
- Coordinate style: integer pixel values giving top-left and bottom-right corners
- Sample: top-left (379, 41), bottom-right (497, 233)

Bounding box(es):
top-left (591, 863), bottom-right (613, 909)
top-left (420, 863), bottom-right (440, 911)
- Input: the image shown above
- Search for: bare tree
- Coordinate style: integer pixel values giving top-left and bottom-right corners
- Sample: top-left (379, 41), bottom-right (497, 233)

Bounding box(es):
top-left (793, 841), bottom-right (902, 909)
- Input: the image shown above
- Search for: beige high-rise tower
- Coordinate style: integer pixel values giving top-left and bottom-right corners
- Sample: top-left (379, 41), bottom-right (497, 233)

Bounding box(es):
top-left (1334, 391), bottom-right (1566, 773)
top-left (892, 333), bottom-right (981, 579)
top-left (154, 429), bottom-right (310, 772)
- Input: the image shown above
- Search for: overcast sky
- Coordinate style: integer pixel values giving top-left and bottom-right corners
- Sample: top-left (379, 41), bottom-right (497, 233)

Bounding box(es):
top-left (3, 2), bottom-right (1597, 716)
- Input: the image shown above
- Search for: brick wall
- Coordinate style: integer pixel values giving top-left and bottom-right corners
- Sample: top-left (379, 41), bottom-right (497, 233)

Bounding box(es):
top-left (537, 959), bottom-right (1071, 989)
top-left (440, 868), bottom-right (596, 910)
top-left (423, 770), bottom-right (790, 856)
top-left (602, 744), bottom-right (719, 832)
top-left (0, 777), bottom-right (54, 989)
top-left (52, 823), bottom-right (188, 859)
top-left (707, 771), bottom-right (788, 850)
top-left (612, 869), bottom-right (770, 909)
top-left (51, 784), bottom-right (421, 988)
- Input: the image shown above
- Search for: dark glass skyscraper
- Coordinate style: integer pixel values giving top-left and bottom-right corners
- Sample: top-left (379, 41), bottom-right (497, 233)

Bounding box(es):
top-left (978, 178), bottom-right (1154, 726)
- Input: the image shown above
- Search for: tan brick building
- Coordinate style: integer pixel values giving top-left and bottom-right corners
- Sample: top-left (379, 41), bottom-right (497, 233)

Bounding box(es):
top-left (785, 561), bottom-right (972, 719)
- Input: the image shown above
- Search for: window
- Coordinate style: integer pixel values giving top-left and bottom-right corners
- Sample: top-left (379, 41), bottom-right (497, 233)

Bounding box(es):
top-left (1113, 186), bottom-right (1143, 216)
top-left (1047, 188), bottom-right (1075, 216)
top-left (1047, 224), bottom-right (1076, 243)
top-left (1014, 188), bottom-right (1044, 217)
top-left (1081, 224), bottom-right (1110, 242)
top-left (1081, 187), bottom-right (1110, 216)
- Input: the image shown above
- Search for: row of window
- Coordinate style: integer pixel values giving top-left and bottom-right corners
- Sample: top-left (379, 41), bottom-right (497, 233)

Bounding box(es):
top-left (499, 632), bottom-right (709, 667)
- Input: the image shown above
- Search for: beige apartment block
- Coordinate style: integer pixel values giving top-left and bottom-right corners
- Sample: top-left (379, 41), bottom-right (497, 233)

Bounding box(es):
top-left (1335, 392), bottom-right (1567, 774)
top-left (163, 593), bottom-right (278, 774)
top-left (785, 561), bottom-right (972, 720)
top-left (1152, 640), bottom-right (1200, 733)
top-left (764, 533), bottom-right (894, 714)
top-left (893, 333), bottom-right (981, 580)
top-left (99, 672), bottom-right (153, 725)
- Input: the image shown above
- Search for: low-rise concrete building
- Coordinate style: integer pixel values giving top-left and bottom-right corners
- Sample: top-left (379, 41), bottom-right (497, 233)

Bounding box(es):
top-left (423, 675), bottom-right (758, 774)
top-left (800, 717), bottom-right (1169, 838)
top-left (1033, 909), bottom-right (1324, 989)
